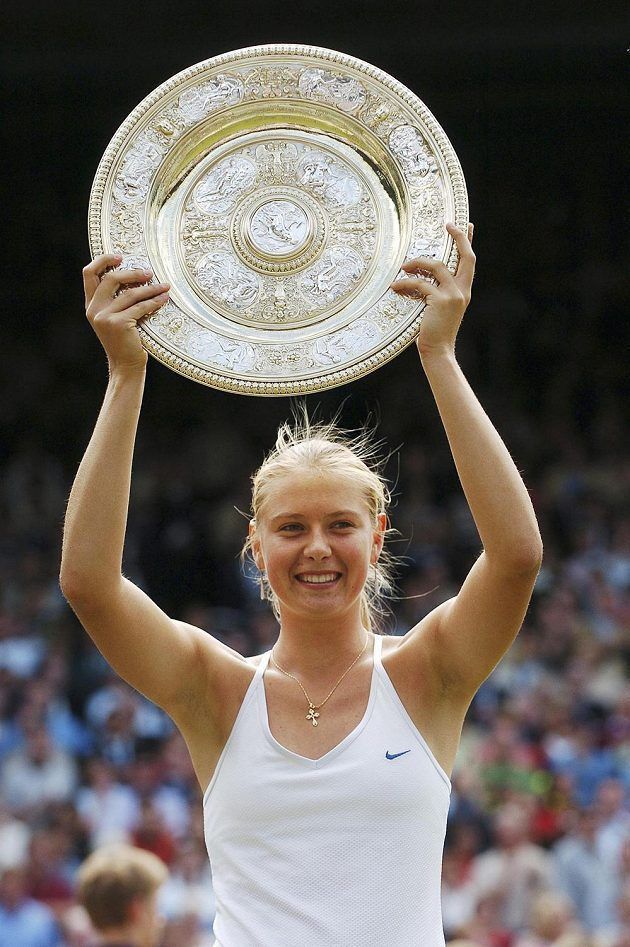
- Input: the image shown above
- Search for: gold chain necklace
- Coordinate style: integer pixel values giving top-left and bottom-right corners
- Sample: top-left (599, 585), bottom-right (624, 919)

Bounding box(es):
top-left (271, 632), bottom-right (370, 726)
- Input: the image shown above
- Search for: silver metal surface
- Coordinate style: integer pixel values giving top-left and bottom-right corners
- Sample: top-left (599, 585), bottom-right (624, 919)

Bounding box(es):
top-left (88, 44), bottom-right (468, 395)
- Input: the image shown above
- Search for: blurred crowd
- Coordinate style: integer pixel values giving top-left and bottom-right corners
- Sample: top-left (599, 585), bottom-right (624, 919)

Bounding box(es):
top-left (1, 243), bottom-right (628, 944)
top-left (0, 380), bottom-right (627, 946)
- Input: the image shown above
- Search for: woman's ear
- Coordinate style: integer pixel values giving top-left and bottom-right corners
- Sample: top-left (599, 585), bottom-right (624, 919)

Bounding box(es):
top-left (249, 519), bottom-right (265, 570)
top-left (371, 513), bottom-right (387, 564)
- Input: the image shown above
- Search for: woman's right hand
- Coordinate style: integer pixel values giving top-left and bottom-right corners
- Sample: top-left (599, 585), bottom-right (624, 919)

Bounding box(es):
top-left (83, 254), bottom-right (170, 373)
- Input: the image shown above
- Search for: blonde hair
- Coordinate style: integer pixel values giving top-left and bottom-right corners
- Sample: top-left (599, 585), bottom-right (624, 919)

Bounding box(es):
top-left (241, 408), bottom-right (397, 633)
top-left (76, 843), bottom-right (167, 930)
top-left (529, 891), bottom-right (574, 939)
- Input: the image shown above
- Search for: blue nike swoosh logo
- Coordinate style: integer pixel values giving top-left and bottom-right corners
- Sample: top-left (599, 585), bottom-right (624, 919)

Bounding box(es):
top-left (385, 750), bottom-right (411, 760)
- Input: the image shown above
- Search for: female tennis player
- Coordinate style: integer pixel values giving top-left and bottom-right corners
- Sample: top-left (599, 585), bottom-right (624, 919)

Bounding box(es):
top-left (61, 222), bottom-right (543, 946)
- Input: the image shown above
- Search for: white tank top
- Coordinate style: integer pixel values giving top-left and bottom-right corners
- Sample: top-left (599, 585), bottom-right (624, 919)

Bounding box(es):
top-left (203, 633), bottom-right (451, 946)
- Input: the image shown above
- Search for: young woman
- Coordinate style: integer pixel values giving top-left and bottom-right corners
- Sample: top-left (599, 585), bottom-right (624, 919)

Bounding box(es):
top-left (61, 223), bottom-right (543, 946)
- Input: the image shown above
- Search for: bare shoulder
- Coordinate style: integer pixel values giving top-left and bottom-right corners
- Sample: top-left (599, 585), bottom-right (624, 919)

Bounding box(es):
top-left (169, 622), bottom-right (259, 720)
top-left (380, 611), bottom-right (460, 706)
top-left (177, 621), bottom-right (264, 673)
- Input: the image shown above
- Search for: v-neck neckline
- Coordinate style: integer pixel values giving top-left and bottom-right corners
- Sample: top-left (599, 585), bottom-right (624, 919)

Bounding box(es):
top-left (257, 636), bottom-right (380, 769)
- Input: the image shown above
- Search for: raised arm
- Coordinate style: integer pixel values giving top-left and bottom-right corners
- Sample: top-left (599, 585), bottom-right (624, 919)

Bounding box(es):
top-left (390, 224), bottom-right (543, 701)
top-left (60, 257), bottom-right (223, 715)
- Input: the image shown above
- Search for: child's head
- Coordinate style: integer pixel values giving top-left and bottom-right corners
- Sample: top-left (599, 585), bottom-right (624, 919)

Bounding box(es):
top-left (242, 410), bottom-right (396, 631)
top-left (76, 843), bottom-right (167, 943)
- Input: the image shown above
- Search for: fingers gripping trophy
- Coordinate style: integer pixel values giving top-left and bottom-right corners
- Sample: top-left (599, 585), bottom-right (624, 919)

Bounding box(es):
top-left (63, 46), bottom-right (542, 947)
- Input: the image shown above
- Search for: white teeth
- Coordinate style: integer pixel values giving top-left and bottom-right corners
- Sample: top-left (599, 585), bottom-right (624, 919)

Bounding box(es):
top-left (299, 573), bottom-right (338, 584)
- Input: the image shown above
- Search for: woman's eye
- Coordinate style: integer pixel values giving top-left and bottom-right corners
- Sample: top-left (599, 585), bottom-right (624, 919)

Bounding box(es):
top-left (333, 521), bottom-right (354, 529)
top-left (279, 523), bottom-right (302, 532)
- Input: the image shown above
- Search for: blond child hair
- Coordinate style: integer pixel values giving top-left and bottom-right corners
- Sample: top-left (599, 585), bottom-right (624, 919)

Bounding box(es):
top-left (76, 843), bottom-right (167, 931)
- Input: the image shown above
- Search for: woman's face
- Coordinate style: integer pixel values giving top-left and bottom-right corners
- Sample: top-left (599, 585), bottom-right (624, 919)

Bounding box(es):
top-left (251, 469), bottom-right (385, 625)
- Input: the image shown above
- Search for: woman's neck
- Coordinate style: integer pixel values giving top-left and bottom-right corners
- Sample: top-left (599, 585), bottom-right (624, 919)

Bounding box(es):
top-left (272, 617), bottom-right (372, 675)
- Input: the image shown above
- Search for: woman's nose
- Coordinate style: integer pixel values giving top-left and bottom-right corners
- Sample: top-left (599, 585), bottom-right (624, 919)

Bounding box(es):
top-left (304, 529), bottom-right (332, 558)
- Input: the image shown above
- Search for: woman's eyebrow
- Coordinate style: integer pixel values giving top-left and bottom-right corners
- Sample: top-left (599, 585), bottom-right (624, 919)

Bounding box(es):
top-left (270, 510), bottom-right (360, 522)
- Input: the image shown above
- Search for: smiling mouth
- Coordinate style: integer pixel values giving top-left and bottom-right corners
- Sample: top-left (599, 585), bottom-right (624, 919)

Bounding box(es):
top-left (295, 572), bottom-right (341, 585)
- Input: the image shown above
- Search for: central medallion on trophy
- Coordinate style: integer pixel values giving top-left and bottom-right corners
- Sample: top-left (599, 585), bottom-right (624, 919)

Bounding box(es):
top-left (249, 200), bottom-right (310, 257)
top-left (231, 187), bottom-right (327, 275)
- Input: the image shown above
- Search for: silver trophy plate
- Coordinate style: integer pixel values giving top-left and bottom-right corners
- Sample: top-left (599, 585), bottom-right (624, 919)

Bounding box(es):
top-left (88, 44), bottom-right (468, 395)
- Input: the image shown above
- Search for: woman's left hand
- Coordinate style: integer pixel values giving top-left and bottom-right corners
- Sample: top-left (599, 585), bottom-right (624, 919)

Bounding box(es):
top-left (389, 222), bottom-right (475, 358)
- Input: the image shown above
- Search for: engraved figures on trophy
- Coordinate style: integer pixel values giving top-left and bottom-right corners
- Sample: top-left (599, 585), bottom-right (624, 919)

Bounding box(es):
top-left (195, 251), bottom-right (261, 310)
top-left (179, 138), bottom-right (376, 325)
top-left (193, 156), bottom-right (257, 215)
top-left (389, 125), bottom-right (438, 178)
top-left (113, 135), bottom-right (167, 205)
top-left (177, 75), bottom-right (244, 124)
top-left (298, 68), bottom-right (367, 113)
top-left (298, 246), bottom-right (365, 306)
top-left (249, 201), bottom-right (310, 256)
top-left (298, 151), bottom-right (362, 208)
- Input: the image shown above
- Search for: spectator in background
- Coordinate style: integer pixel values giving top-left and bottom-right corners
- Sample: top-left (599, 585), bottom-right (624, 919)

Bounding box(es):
top-left (594, 778), bottom-right (630, 876)
top-left (158, 838), bottom-right (216, 933)
top-left (0, 864), bottom-right (61, 947)
top-left (160, 912), bottom-right (215, 946)
top-left (0, 668), bottom-right (21, 760)
top-left (75, 757), bottom-right (140, 849)
top-left (592, 878), bottom-right (630, 947)
top-left (0, 800), bottom-right (31, 871)
top-left (131, 798), bottom-right (177, 866)
top-left (25, 827), bottom-right (74, 914)
top-left (514, 890), bottom-right (584, 946)
top-left (551, 722), bottom-right (619, 808)
top-left (458, 891), bottom-right (513, 946)
top-left (97, 705), bottom-right (138, 770)
top-left (151, 732), bottom-right (197, 840)
top-left (75, 843), bottom-right (167, 947)
top-left (553, 807), bottom-right (617, 933)
top-left (0, 722), bottom-right (78, 820)
top-left (470, 801), bottom-right (553, 933)
top-left (442, 847), bottom-right (477, 937)
top-left (19, 674), bottom-right (93, 757)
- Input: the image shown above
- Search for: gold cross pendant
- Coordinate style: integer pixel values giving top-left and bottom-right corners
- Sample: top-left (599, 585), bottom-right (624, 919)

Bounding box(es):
top-left (306, 704), bottom-right (320, 726)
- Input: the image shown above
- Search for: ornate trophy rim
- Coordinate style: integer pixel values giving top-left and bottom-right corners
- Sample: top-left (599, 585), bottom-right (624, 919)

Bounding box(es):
top-left (88, 44), bottom-right (468, 396)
